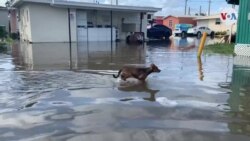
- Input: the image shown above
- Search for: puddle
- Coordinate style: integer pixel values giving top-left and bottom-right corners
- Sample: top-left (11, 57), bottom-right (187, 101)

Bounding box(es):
top-left (0, 38), bottom-right (250, 140)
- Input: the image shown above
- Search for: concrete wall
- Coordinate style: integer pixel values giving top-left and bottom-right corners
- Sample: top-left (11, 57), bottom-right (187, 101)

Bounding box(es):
top-left (18, 4), bottom-right (32, 42)
top-left (0, 8), bottom-right (9, 32)
top-left (197, 20), bottom-right (209, 27)
top-left (28, 3), bottom-right (77, 43)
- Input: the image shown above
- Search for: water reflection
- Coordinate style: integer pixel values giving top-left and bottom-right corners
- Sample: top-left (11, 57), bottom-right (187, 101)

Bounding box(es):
top-left (77, 42), bottom-right (145, 70)
top-left (13, 41), bottom-right (146, 71)
top-left (197, 57), bottom-right (204, 81)
top-left (1, 39), bottom-right (250, 140)
top-left (227, 61), bottom-right (250, 136)
top-left (118, 81), bottom-right (159, 102)
top-left (12, 37), bottom-right (220, 71)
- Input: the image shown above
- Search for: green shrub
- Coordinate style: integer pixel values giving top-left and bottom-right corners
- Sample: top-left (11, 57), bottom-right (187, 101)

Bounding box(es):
top-left (0, 26), bottom-right (7, 39)
top-left (215, 31), bottom-right (227, 36)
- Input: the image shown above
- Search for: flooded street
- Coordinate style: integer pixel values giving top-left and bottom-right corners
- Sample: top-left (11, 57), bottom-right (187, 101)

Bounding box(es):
top-left (0, 37), bottom-right (250, 141)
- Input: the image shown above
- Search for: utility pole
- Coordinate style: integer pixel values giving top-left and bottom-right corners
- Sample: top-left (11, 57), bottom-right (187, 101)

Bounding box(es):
top-left (185, 0), bottom-right (188, 15)
top-left (116, 0), bottom-right (118, 5)
top-left (200, 5), bottom-right (202, 15)
top-left (188, 7), bottom-right (191, 15)
top-left (208, 0), bottom-right (211, 16)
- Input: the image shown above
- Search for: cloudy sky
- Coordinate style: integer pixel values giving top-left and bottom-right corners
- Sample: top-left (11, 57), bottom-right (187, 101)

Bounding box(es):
top-left (0, 0), bottom-right (234, 16)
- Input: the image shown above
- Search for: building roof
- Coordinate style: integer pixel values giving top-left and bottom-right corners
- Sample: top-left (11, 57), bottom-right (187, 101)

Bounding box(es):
top-left (163, 15), bottom-right (200, 19)
top-left (195, 14), bottom-right (220, 20)
top-left (11, 0), bottom-right (161, 12)
top-left (153, 16), bottom-right (164, 19)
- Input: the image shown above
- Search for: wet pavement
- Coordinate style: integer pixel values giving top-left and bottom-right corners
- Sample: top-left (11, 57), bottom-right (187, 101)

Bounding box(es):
top-left (0, 37), bottom-right (250, 141)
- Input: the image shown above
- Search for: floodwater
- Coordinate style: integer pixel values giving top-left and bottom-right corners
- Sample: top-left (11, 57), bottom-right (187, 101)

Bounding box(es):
top-left (0, 37), bottom-right (250, 141)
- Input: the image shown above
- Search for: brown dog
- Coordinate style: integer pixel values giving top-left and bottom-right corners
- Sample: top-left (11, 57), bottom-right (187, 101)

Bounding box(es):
top-left (113, 64), bottom-right (161, 81)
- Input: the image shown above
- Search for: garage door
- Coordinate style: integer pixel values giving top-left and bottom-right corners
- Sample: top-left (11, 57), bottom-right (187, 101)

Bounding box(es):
top-left (76, 11), bottom-right (87, 42)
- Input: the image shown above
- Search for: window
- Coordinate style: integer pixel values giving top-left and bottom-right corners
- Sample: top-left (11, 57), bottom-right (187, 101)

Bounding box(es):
top-left (215, 18), bottom-right (221, 25)
top-left (169, 20), bottom-right (173, 27)
top-left (147, 14), bottom-right (152, 20)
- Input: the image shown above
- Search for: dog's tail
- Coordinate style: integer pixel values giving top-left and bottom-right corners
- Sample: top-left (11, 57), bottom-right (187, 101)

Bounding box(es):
top-left (113, 69), bottom-right (122, 78)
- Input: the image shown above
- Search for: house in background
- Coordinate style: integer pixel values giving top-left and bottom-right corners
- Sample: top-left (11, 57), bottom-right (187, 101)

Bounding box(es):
top-left (163, 15), bottom-right (197, 31)
top-left (195, 14), bottom-right (237, 33)
top-left (153, 16), bottom-right (164, 25)
top-left (10, 0), bottom-right (160, 43)
top-left (0, 6), bottom-right (9, 32)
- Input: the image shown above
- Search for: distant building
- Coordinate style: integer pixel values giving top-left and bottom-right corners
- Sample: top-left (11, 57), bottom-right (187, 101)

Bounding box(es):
top-left (10, 0), bottom-right (160, 43)
top-left (195, 14), bottom-right (237, 33)
top-left (153, 16), bottom-right (164, 25)
top-left (0, 6), bottom-right (9, 32)
top-left (163, 15), bottom-right (197, 31)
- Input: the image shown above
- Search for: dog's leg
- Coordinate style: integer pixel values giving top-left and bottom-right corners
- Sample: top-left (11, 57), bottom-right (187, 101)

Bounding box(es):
top-left (138, 74), bottom-right (147, 81)
top-left (121, 73), bottom-right (128, 81)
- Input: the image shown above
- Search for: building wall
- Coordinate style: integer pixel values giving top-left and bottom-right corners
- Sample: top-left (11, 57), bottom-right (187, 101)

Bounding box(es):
top-left (86, 10), bottom-right (146, 40)
top-left (178, 17), bottom-right (196, 26)
top-left (18, 4), bottom-right (32, 42)
top-left (236, 0), bottom-right (250, 44)
top-left (10, 10), bottom-right (18, 33)
top-left (0, 8), bottom-right (9, 32)
top-left (113, 11), bottom-right (146, 40)
top-left (18, 3), bottom-right (148, 42)
top-left (197, 19), bottom-right (237, 33)
top-left (197, 20), bottom-right (209, 27)
top-left (28, 3), bottom-right (77, 43)
top-left (154, 16), bottom-right (164, 25)
top-left (163, 16), bottom-right (179, 31)
top-left (154, 19), bottom-right (163, 25)
top-left (163, 16), bottom-right (196, 31)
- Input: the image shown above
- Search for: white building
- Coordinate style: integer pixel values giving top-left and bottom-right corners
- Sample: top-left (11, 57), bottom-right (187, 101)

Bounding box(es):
top-left (11, 0), bottom-right (160, 43)
top-left (0, 6), bottom-right (9, 32)
top-left (195, 14), bottom-right (237, 33)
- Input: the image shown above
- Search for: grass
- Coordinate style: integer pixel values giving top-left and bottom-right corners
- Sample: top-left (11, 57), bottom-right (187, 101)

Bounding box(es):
top-left (204, 43), bottom-right (235, 55)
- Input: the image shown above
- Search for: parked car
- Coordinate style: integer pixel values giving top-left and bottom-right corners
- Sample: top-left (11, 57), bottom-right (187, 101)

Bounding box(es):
top-left (174, 24), bottom-right (193, 37)
top-left (187, 26), bottom-right (215, 38)
top-left (147, 24), bottom-right (172, 40)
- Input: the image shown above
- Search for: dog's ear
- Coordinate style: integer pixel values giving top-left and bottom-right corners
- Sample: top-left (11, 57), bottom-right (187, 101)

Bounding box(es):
top-left (150, 63), bottom-right (156, 68)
